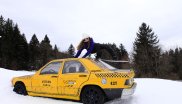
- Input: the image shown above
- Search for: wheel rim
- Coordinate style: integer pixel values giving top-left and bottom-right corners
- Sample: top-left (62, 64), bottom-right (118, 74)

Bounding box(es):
top-left (84, 88), bottom-right (100, 104)
top-left (14, 84), bottom-right (26, 95)
top-left (16, 85), bottom-right (23, 94)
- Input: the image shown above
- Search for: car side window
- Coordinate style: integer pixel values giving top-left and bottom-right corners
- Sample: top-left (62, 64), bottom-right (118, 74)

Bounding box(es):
top-left (62, 60), bottom-right (87, 74)
top-left (40, 62), bottom-right (62, 75)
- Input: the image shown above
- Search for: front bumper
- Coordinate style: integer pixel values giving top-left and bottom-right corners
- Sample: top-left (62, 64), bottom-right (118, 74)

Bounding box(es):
top-left (103, 82), bottom-right (137, 100)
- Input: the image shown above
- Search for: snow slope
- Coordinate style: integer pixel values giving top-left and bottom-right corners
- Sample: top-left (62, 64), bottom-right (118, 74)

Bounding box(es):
top-left (0, 68), bottom-right (80, 104)
top-left (1, 68), bottom-right (182, 104)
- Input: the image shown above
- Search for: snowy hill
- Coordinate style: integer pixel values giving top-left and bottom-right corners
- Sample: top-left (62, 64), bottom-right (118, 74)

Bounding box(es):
top-left (0, 68), bottom-right (182, 104)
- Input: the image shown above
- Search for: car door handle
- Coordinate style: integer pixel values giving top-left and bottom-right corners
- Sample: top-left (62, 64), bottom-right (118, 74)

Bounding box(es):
top-left (51, 76), bottom-right (58, 78)
top-left (79, 75), bottom-right (87, 77)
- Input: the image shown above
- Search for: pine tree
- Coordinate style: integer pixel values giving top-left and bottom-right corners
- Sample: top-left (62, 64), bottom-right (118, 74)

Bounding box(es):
top-left (110, 43), bottom-right (120, 60)
top-left (168, 49), bottom-right (176, 72)
top-left (11, 24), bottom-right (29, 70)
top-left (119, 43), bottom-right (128, 57)
top-left (0, 15), bottom-right (5, 66)
top-left (118, 43), bottom-right (129, 69)
top-left (173, 48), bottom-right (181, 73)
top-left (0, 16), bottom-right (4, 38)
top-left (159, 51), bottom-right (175, 79)
top-left (178, 48), bottom-right (182, 79)
top-left (16, 33), bottom-right (29, 70)
top-left (68, 44), bottom-right (75, 57)
top-left (158, 48), bottom-right (182, 79)
top-left (40, 35), bottom-right (52, 65)
top-left (1, 18), bottom-right (14, 69)
top-left (1, 19), bottom-right (29, 70)
top-left (133, 23), bottom-right (161, 77)
top-left (104, 43), bottom-right (118, 60)
top-left (168, 48), bottom-right (182, 79)
top-left (29, 34), bottom-right (40, 70)
top-left (53, 45), bottom-right (59, 59)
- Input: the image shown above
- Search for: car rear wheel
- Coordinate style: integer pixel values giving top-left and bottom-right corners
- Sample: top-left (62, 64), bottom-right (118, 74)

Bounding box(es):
top-left (13, 83), bottom-right (28, 95)
top-left (81, 86), bottom-right (106, 104)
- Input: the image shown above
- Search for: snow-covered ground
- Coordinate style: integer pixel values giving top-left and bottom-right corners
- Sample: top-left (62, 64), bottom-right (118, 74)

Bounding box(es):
top-left (0, 68), bottom-right (182, 104)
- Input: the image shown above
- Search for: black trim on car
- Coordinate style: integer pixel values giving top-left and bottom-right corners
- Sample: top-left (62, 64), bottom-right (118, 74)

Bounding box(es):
top-left (103, 88), bottom-right (123, 100)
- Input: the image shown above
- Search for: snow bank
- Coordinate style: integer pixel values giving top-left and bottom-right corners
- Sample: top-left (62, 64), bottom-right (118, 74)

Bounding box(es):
top-left (107, 78), bottom-right (182, 104)
top-left (1, 68), bottom-right (182, 104)
top-left (0, 68), bottom-right (80, 104)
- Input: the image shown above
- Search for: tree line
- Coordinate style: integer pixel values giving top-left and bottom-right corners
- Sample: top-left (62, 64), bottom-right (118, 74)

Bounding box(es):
top-left (1, 15), bottom-right (182, 80)
top-left (133, 23), bottom-right (182, 80)
top-left (0, 15), bottom-right (128, 71)
top-left (0, 15), bottom-right (72, 70)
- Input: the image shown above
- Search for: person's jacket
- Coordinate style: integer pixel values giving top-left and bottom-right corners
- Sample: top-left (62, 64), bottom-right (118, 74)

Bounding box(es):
top-left (74, 38), bottom-right (94, 58)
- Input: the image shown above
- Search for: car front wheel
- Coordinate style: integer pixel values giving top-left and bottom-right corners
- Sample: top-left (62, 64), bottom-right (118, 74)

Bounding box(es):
top-left (13, 83), bottom-right (28, 95)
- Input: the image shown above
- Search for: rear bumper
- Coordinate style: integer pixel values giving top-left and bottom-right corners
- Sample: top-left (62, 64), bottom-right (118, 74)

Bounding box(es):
top-left (103, 88), bottom-right (123, 100)
top-left (103, 82), bottom-right (137, 100)
top-left (121, 82), bottom-right (137, 97)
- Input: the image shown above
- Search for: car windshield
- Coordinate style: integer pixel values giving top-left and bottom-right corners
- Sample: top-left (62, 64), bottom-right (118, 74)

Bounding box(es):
top-left (92, 59), bottom-right (131, 71)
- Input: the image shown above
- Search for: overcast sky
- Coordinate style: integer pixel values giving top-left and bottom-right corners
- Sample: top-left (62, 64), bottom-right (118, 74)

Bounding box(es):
top-left (0, 0), bottom-right (182, 52)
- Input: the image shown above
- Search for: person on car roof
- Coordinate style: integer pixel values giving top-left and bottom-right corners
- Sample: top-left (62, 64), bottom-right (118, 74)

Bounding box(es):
top-left (74, 33), bottom-right (116, 60)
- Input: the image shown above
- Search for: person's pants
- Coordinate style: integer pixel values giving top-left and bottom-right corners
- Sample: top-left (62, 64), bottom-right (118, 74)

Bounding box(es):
top-left (91, 43), bottom-right (117, 59)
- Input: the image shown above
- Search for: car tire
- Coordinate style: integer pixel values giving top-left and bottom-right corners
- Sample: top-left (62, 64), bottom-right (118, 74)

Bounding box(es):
top-left (13, 83), bottom-right (28, 95)
top-left (81, 86), bottom-right (106, 104)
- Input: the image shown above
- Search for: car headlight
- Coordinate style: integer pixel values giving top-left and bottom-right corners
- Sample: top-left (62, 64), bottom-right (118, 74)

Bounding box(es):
top-left (101, 78), bottom-right (107, 84)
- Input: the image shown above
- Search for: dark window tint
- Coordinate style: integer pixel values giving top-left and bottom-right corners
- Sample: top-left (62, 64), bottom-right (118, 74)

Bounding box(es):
top-left (62, 61), bottom-right (87, 74)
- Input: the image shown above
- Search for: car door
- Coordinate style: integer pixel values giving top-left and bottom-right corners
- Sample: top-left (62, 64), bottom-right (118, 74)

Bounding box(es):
top-left (31, 61), bottom-right (62, 95)
top-left (58, 60), bottom-right (89, 97)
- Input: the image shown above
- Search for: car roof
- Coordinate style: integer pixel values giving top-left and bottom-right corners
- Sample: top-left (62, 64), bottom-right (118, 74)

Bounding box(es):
top-left (50, 58), bottom-right (85, 62)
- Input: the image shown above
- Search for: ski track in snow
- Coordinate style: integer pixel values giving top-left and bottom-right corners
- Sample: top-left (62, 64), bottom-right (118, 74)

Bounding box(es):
top-left (1, 68), bottom-right (182, 104)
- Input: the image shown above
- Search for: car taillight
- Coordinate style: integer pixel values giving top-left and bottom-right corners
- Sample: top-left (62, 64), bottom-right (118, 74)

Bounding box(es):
top-left (125, 78), bottom-right (133, 85)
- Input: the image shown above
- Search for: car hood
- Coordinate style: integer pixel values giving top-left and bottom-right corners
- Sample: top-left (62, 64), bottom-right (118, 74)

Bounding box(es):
top-left (14, 74), bottom-right (34, 79)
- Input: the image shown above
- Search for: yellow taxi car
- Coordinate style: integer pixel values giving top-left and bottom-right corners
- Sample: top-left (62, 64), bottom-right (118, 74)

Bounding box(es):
top-left (12, 58), bottom-right (136, 104)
